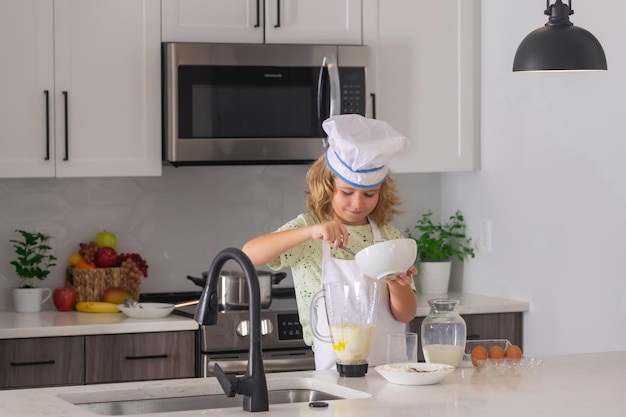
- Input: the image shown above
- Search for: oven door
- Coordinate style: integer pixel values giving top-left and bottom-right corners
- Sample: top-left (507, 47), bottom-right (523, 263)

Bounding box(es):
top-left (201, 349), bottom-right (315, 377)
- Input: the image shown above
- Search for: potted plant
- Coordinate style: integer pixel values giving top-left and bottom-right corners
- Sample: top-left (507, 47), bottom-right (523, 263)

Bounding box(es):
top-left (9, 230), bottom-right (57, 312)
top-left (406, 210), bottom-right (475, 294)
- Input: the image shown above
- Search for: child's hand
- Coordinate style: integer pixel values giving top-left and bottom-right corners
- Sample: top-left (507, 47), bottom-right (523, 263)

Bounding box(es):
top-left (310, 221), bottom-right (350, 249)
top-left (387, 265), bottom-right (418, 287)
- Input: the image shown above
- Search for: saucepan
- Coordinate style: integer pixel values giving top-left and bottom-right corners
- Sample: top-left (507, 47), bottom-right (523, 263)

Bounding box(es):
top-left (186, 270), bottom-right (287, 310)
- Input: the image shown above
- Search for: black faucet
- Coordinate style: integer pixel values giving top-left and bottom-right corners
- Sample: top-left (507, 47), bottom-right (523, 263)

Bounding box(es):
top-left (194, 248), bottom-right (269, 412)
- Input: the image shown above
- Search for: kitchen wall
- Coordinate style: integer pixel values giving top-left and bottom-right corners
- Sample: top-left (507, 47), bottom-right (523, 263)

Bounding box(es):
top-left (0, 166), bottom-right (439, 309)
top-left (442, 2), bottom-right (626, 356)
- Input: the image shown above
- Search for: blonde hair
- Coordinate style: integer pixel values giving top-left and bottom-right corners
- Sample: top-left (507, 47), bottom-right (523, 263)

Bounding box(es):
top-left (305, 155), bottom-right (403, 225)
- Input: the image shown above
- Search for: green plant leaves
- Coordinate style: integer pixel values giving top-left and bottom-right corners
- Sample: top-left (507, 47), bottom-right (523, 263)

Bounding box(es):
top-left (405, 210), bottom-right (475, 262)
top-left (9, 230), bottom-right (57, 287)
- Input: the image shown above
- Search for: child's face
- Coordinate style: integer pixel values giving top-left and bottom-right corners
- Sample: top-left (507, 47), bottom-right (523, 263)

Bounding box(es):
top-left (331, 178), bottom-right (380, 225)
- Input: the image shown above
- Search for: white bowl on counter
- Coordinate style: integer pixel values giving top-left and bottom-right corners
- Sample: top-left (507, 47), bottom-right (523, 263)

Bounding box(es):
top-left (375, 362), bottom-right (454, 386)
top-left (118, 302), bottom-right (175, 319)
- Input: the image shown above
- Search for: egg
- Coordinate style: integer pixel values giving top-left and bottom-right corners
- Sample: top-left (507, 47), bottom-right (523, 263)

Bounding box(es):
top-left (505, 344), bottom-right (523, 359)
top-left (470, 345), bottom-right (488, 367)
top-left (488, 345), bottom-right (505, 359)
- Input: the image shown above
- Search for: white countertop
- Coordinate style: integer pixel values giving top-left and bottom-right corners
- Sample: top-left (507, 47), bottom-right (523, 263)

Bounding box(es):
top-left (0, 310), bottom-right (198, 339)
top-left (1, 351), bottom-right (623, 416)
top-left (0, 293), bottom-right (527, 339)
top-left (415, 292), bottom-right (529, 316)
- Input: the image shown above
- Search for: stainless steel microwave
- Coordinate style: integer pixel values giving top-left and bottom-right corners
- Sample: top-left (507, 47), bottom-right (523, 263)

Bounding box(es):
top-left (163, 43), bottom-right (370, 165)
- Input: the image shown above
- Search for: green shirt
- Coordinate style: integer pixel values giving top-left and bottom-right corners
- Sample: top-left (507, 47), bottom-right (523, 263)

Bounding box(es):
top-left (267, 213), bottom-right (404, 346)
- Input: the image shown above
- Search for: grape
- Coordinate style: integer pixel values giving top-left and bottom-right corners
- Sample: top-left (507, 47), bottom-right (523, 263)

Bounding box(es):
top-left (78, 241), bottom-right (99, 264)
top-left (118, 253), bottom-right (149, 278)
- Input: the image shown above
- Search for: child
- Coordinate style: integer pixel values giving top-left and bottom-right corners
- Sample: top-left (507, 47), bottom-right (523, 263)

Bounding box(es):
top-left (242, 114), bottom-right (417, 370)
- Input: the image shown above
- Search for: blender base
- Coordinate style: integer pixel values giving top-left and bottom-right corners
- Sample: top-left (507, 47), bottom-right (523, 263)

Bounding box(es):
top-left (336, 362), bottom-right (369, 377)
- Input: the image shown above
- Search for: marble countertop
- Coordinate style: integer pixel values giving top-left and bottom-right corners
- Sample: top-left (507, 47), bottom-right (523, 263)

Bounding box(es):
top-left (0, 310), bottom-right (198, 339)
top-left (0, 293), bottom-right (527, 339)
top-left (1, 351), bottom-right (623, 416)
top-left (415, 292), bottom-right (529, 316)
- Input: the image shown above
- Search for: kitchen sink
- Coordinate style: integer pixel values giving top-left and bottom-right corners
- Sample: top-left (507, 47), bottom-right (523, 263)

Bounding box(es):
top-left (74, 389), bottom-right (340, 415)
top-left (57, 376), bottom-right (371, 415)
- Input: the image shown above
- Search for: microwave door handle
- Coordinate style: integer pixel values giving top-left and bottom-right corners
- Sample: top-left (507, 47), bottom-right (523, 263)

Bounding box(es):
top-left (317, 55), bottom-right (340, 148)
top-left (326, 54), bottom-right (341, 118)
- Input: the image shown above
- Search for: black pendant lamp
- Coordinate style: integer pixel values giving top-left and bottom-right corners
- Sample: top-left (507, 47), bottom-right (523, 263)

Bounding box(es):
top-left (513, 0), bottom-right (607, 72)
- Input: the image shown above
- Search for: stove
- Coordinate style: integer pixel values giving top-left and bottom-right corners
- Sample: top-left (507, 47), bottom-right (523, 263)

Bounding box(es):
top-left (139, 290), bottom-right (314, 376)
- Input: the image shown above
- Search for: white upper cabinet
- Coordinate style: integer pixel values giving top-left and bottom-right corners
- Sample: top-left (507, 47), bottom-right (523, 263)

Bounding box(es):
top-left (0, 0), bottom-right (162, 178)
top-left (162, 0), bottom-right (362, 45)
top-left (0, 1), bottom-right (55, 178)
top-left (363, 0), bottom-right (481, 172)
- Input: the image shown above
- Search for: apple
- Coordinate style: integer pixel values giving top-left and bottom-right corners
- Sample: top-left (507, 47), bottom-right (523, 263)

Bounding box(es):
top-left (96, 231), bottom-right (117, 250)
top-left (53, 287), bottom-right (76, 312)
top-left (101, 287), bottom-right (132, 304)
top-left (95, 246), bottom-right (118, 268)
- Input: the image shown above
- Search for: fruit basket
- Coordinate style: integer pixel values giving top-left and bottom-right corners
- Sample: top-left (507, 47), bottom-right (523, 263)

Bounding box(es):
top-left (65, 267), bottom-right (139, 303)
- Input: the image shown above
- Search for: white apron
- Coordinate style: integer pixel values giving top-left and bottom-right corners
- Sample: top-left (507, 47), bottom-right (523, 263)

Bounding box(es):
top-left (313, 219), bottom-right (405, 370)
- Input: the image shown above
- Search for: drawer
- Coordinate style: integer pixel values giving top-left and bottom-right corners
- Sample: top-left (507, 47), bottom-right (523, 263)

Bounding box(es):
top-left (85, 331), bottom-right (195, 384)
top-left (0, 336), bottom-right (85, 389)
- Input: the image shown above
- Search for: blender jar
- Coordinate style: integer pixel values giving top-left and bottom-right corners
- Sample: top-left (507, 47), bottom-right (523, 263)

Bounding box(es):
top-left (310, 281), bottom-right (380, 376)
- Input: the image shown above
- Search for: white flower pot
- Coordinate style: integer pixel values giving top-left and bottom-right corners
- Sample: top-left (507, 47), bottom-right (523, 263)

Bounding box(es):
top-left (417, 261), bottom-right (452, 294)
top-left (12, 287), bottom-right (52, 313)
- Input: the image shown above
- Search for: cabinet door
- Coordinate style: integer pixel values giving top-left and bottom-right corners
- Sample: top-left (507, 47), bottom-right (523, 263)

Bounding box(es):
top-left (162, 0), bottom-right (263, 43)
top-left (410, 312), bottom-right (523, 362)
top-left (364, 0), bottom-right (480, 172)
top-left (53, 0), bottom-right (161, 177)
top-left (265, 0), bottom-right (362, 45)
top-left (85, 331), bottom-right (195, 384)
top-left (0, 0), bottom-right (55, 178)
top-left (0, 336), bottom-right (85, 389)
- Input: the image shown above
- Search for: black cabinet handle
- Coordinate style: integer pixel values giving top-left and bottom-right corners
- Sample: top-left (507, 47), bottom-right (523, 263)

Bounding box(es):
top-left (11, 360), bottom-right (55, 367)
top-left (467, 334), bottom-right (481, 340)
top-left (370, 93), bottom-right (377, 119)
top-left (44, 90), bottom-right (50, 160)
top-left (254, 0), bottom-right (260, 27)
top-left (63, 91), bottom-right (69, 161)
top-left (125, 354), bottom-right (168, 361)
top-left (274, 0), bottom-right (281, 28)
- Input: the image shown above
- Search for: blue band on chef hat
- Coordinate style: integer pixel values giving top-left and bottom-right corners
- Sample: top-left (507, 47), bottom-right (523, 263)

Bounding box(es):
top-left (325, 150), bottom-right (387, 189)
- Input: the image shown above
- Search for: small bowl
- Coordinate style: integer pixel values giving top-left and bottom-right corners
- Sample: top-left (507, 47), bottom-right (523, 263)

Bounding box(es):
top-left (375, 362), bottom-right (455, 385)
top-left (355, 238), bottom-right (417, 280)
top-left (118, 302), bottom-right (175, 319)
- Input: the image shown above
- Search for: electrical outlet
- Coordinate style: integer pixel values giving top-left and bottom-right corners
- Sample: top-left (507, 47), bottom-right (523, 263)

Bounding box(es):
top-left (480, 220), bottom-right (492, 253)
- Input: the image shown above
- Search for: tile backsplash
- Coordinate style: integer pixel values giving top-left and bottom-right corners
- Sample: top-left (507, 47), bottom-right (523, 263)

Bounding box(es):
top-left (0, 165), bottom-right (438, 310)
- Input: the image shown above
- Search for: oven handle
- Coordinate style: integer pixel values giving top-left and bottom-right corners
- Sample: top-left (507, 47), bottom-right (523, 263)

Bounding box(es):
top-left (203, 355), bottom-right (315, 377)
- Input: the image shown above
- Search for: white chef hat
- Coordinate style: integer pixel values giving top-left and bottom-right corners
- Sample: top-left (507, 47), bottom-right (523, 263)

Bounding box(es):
top-left (323, 114), bottom-right (408, 188)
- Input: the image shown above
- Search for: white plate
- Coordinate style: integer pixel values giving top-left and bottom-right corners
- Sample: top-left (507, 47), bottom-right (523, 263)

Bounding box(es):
top-left (118, 302), bottom-right (175, 319)
top-left (375, 362), bottom-right (455, 386)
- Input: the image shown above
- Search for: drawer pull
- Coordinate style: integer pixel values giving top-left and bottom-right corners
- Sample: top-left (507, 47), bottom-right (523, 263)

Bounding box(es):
top-left (125, 354), bottom-right (168, 361)
top-left (10, 360), bottom-right (55, 367)
top-left (467, 334), bottom-right (481, 340)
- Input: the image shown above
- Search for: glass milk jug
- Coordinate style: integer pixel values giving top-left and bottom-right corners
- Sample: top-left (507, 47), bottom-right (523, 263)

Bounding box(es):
top-left (421, 299), bottom-right (466, 367)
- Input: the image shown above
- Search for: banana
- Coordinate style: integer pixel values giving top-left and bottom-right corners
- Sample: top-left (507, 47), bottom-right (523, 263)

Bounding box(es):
top-left (75, 301), bottom-right (120, 313)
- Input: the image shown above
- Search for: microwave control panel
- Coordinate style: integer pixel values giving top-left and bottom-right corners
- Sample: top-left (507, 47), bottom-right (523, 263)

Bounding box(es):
top-left (339, 67), bottom-right (366, 116)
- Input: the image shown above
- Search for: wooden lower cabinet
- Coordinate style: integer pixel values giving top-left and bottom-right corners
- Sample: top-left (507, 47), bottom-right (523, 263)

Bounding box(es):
top-left (0, 331), bottom-right (196, 389)
top-left (0, 336), bottom-right (85, 389)
top-left (85, 331), bottom-right (195, 384)
top-left (410, 312), bottom-right (523, 362)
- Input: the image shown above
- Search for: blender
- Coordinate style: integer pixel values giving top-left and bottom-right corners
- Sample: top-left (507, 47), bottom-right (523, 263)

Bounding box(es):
top-left (310, 281), bottom-right (380, 377)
